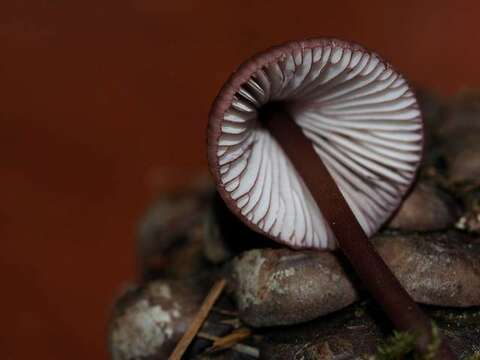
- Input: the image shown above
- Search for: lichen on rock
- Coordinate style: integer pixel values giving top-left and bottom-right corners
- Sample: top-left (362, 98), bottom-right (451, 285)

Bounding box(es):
top-left (109, 280), bottom-right (203, 359)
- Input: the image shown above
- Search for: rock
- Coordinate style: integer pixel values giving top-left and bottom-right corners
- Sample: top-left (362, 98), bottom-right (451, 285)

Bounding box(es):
top-left (437, 91), bottom-right (480, 139)
top-left (387, 182), bottom-right (460, 232)
top-left (229, 233), bottom-right (480, 327)
top-left (433, 92), bottom-right (480, 188)
top-left (137, 188), bottom-right (213, 281)
top-left (259, 303), bottom-right (383, 359)
top-left (444, 134), bottom-right (480, 188)
top-left (228, 248), bottom-right (359, 327)
top-left (202, 193), bottom-right (277, 265)
top-left (109, 279), bottom-right (205, 360)
top-left (260, 302), bottom-right (480, 359)
top-left (416, 89), bottom-right (442, 125)
top-left (415, 89), bottom-right (443, 152)
top-left (413, 91), bottom-right (480, 188)
top-left (108, 277), bottom-right (246, 360)
top-left (203, 203), bottom-right (234, 264)
top-left (374, 232), bottom-right (480, 307)
top-left (456, 188), bottom-right (480, 233)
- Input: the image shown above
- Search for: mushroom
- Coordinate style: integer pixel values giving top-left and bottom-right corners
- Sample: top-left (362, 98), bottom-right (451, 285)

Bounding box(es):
top-left (207, 39), bottom-right (454, 359)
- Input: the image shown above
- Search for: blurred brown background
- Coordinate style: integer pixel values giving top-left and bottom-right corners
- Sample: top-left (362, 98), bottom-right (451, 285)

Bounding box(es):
top-left (1, 0), bottom-right (479, 358)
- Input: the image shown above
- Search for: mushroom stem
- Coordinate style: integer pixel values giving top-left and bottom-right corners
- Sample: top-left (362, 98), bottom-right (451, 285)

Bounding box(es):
top-left (259, 103), bottom-right (455, 359)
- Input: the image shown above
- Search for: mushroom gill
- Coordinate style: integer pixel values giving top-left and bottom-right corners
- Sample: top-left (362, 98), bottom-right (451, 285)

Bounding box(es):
top-left (210, 39), bottom-right (423, 250)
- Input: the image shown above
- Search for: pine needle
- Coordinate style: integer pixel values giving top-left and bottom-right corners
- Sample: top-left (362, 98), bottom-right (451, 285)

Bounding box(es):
top-left (168, 278), bottom-right (226, 360)
top-left (208, 327), bottom-right (251, 351)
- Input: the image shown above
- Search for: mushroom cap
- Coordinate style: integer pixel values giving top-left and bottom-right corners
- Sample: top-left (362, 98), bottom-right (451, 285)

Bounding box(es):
top-left (207, 38), bottom-right (423, 250)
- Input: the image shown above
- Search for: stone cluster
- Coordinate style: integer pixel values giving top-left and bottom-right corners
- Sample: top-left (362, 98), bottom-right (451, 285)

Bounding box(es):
top-left (108, 91), bottom-right (480, 359)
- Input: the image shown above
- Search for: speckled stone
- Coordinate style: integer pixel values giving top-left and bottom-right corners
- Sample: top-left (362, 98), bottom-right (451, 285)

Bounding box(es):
top-left (375, 232), bottom-right (480, 307)
top-left (456, 188), bottom-right (480, 234)
top-left (229, 232), bottom-right (480, 327)
top-left (388, 182), bottom-right (460, 232)
top-left (260, 302), bottom-right (480, 359)
top-left (228, 248), bottom-right (359, 327)
top-left (109, 280), bottom-right (203, 360)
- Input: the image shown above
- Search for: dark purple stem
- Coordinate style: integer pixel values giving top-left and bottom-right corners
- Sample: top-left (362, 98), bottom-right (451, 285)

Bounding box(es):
top-left (260, 103), bottom-right (455, 359)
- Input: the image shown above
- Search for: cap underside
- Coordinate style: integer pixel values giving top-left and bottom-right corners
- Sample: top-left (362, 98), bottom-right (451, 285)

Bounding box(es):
top-left (209, 39), bottom-right (423, 250)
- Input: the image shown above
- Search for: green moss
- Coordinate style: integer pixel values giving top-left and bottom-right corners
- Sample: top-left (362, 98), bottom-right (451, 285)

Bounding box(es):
top-left (370, 331), bottom-right (416, 360)
top-left (369, 322), bottom-right (443, 360)
top-left (421, 323), bottom-right (441, 360)
top-left (466, 352), bottom-right (480, 360)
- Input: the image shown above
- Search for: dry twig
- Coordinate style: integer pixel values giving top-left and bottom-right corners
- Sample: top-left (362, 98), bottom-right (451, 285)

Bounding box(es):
top-left (212, 307), bottom-right (239, 317)
top-left (169, 278), bottom-right (226, 360)
top-left (219, 318), bottom-right (242, 328)
top-left (197, 331), bottom-right (259, 358)
top-left (208, 327), bottom-right (251, 351)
